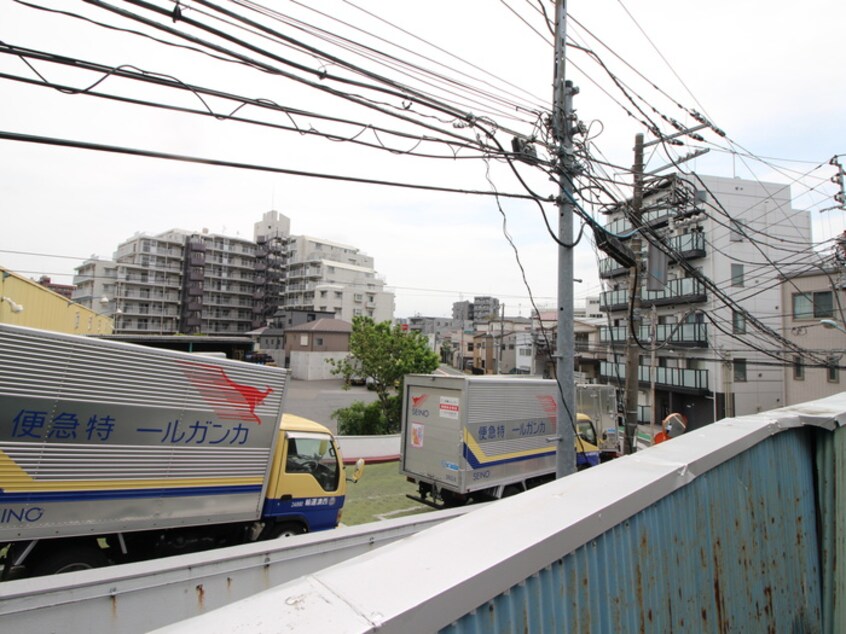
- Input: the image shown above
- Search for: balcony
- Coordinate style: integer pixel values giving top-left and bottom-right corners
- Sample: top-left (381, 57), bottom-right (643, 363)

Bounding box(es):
top-left (599, 256), bottom-right (630, 279)
top-left (669, 232), bottom-right (706, 260)
top-left (600, 277), bottom-right (707, 312)
top-left (642, 277), bottom-right (706, 307)
top-left (602, 207), bottom-right (674, 237)
top-left (600, 361), bottom-right (709, 393)
top-left (600, 323), bottom-right (708, 348)
top-left (599, 289), bottom-right (631, 312)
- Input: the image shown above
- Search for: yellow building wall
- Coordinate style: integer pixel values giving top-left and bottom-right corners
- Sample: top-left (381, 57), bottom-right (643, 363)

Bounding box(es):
top-left (1, 268), bottom-right (114, 335)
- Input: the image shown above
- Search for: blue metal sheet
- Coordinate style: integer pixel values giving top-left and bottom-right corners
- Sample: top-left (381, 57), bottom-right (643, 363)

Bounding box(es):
top-left (441, 429), bottom-right (822, 633)
top-left (816, 425), bottom-right (846, 634)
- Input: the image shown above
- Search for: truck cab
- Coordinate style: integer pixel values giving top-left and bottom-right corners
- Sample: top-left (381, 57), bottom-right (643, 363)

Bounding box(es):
top-left (262, 414), bottom-right (350, 536)
top-left (575, 413), bottom-right (601, 469)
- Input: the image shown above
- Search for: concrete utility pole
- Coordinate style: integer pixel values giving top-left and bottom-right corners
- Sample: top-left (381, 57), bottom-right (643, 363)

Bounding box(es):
top-left (553, 0), bottom-right (577, 478)
top-left (623, 133), bottom-right (644, 454)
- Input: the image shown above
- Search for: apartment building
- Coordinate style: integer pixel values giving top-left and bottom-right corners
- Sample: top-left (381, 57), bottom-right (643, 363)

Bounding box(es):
top-left (73, 211), bottom-right (394, 336)
top-left (285, 235), bottom-right (394, 323)
top-left (473, 296), bottom-right (500, 323)
top-left (781, 264), bottom-right (846, 404)
top-left (598, 173), bottom-right (811, 429)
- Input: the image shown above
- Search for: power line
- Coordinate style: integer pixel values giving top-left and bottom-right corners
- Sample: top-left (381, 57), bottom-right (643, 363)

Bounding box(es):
top-left (0, 129), bottom-right (537, 199)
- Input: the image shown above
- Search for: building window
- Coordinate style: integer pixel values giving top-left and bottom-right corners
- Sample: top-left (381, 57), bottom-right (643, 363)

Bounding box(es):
top-left (732, 310), bottom-right (746, 334)
top-left (734, 358), bottom-right (747, 382)
top-left (828, 356), bottom-right (839, 383)
top-left (730, 220), bottom-right (746, 242)
top-left (792, 291), bottom-right (834, 319)
top-left (730, 264), bottom-right (744, 287)
top-left (315, 337), bottom-right (324, 346)
top-left (793, 356), bottom-right (804, 381)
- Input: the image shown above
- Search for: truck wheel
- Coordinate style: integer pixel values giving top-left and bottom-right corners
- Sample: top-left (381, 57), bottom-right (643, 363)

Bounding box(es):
top-left (276, 524), bottom-right (306, 538)
top-left (262, 522), bottom-right (306, 539)
top-left (30, 541), bottom-right (109, 577)
top-left (439, 489), bottom-right (468, 507)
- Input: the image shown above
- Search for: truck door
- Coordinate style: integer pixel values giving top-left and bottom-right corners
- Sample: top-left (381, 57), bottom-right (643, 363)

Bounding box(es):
top-left (265, 431), bottom-right (344, 531)
top-left (402, 385), bottom-right (462, 489)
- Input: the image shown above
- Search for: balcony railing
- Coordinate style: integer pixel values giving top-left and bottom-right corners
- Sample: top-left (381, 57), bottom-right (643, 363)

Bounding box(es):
top-left (600, 323), bottom-right (708, 347)
top-left (668, 232), bottom-right (706, 259)
top-left (642, 277), bottom-right (706, 306)
top-left (600, 277), bottom-right (706, 311)
top-left (600, 361), bottom-right (709, 392)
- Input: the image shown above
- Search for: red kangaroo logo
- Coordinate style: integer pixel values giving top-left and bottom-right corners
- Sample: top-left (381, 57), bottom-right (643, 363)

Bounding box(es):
top-left (538, 394), bottom-right (557, 420)
top-left (411, 394), bottom-right (428, 408)
top-left (178, 360), bottom-right (273, 424)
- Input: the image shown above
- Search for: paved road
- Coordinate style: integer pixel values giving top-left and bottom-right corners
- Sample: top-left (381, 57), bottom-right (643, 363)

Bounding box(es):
top-left (284, 366), bottom-right (460, 432)
top-left (284, 378), bottom-right (378, 433)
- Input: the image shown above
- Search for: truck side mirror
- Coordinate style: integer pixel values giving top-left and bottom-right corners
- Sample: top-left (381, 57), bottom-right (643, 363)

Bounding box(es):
top-left (348, 458), bottom-right (365, 483)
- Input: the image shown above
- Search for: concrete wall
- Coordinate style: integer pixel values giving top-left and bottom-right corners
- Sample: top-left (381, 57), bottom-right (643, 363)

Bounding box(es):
top-left (289, 350), bottom-right (348, 380)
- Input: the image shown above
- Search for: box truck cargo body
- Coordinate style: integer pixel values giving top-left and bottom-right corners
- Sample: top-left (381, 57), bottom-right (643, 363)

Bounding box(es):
top-left (400, 375), bottom-right (599, 507)
top-left (0, 324), bottom-right (356, 579)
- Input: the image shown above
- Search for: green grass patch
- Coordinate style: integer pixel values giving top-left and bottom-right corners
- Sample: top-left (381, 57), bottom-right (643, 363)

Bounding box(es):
top-left (342, 461), bottom-right (432, 526)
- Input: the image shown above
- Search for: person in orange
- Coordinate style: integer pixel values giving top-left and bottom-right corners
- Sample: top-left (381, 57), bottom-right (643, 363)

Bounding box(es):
top-left (653, 412), bottom-right (687, 444)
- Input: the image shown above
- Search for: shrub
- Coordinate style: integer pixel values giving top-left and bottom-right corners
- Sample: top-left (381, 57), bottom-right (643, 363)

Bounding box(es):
top-left (332, 399), bottom-right (400, 435)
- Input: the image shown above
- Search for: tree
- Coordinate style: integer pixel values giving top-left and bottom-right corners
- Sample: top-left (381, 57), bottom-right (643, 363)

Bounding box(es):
top-left (328, 317), bottom-right (439, 433)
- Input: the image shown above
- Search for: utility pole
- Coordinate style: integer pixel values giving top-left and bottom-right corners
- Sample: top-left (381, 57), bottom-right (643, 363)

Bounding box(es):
top-left (498, 303), bottom-right (505, 374)
top-left (553, 0), bottom-right (577, 478)
top-left (623, 133), bottom-right (644, 454)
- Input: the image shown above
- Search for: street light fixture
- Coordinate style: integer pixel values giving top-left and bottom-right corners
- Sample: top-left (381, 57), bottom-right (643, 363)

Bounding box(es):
top-left (820, 319), bottom-right (846, 334)
top-left (0, 296), bottom-right (24, 313)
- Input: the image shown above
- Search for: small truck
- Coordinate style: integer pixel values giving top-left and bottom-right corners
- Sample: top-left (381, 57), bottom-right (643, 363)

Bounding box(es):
top-left (576, 383), bottom-right (625, 460)
top-left (400, 374), bottom-right (600, 507)
top-left (0, 324), bottom-right (360, 579)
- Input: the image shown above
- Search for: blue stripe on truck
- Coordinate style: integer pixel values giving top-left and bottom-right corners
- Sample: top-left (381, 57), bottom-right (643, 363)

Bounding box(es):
top-left (462, 444), bottom-right (600, 469)
top-left (262, 495), bottom-right (345, 532)
top-left (0, 484), bottom-right (262, 503)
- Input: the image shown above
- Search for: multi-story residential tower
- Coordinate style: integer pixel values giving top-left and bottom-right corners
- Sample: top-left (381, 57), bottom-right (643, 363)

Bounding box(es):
top-left (72, 211), bottom-right (394, 335)
top-left (473, 296), bottom-right (500, 323)
top-left (109, 231), bottom-right (185, 335)
top-left (452, 300), bottom-right (473, 322)
top-left (598, 174), bottom-right (812, 429)
top-left (284, 235), bottom-right (394, 323)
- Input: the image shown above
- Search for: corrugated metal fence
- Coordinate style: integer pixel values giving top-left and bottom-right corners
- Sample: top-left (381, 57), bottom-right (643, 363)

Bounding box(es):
top-left (154, 395), bottom-right (846, 633)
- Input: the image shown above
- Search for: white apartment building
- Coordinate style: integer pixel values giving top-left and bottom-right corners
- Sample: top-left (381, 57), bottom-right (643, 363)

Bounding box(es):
top-left (73, 212), bottom-right (394, 335)
top-left (285, 235), bottom-right (394, 323)
top-left (598, 174), bottom-right (812, 429)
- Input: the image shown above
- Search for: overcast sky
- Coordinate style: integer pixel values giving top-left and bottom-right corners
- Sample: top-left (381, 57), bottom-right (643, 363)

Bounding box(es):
top-left (1, 0), bottom-right (843, 318)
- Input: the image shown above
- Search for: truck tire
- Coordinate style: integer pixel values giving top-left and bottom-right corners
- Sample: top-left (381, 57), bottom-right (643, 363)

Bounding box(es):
top-left (276, 523), bottom-right (306, 538)
top-left (261, 522), bottom-right (306, 540)
top-left (439, 489), bottom-right (468, 507)
top-left (29, 540), bottom-right (109, 577)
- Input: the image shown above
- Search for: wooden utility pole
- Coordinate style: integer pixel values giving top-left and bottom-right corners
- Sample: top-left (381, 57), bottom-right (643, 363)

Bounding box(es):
top-left (553, 0), bottom-right (577, 478)
top-left (623, 133), bottom-right (644, 454)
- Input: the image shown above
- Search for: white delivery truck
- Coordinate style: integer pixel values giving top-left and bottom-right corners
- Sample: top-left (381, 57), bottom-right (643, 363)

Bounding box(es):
top-left (400, 375), bottom-right (600, 507)
top-left (576, 383), bottom-right (624, 460)
top-left (0, 324), bottom-right (360, 580)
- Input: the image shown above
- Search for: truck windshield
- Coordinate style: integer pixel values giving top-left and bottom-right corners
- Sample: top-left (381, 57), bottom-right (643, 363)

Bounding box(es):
top-left (576, 419), bottom-right (597, 446)
top-left (285, 433), bottom-right (340, 492)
